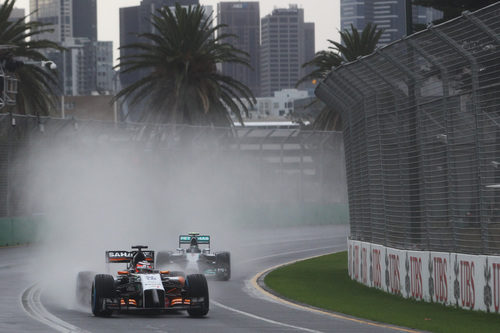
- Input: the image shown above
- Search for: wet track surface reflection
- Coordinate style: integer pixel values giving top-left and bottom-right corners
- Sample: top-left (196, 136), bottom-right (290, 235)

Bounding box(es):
top-left (1, 225), bottom-right (413, 333)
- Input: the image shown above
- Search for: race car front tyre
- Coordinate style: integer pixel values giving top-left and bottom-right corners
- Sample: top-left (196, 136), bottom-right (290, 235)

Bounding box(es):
top-left (91, 274), bottom-right (114, 317)
top-left (186, 274), bottom-right (209, 317)
top-left (215, 252), bottom-right (231, 281)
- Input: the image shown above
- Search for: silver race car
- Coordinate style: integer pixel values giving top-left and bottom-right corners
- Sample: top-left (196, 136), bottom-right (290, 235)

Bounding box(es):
top-left (156, 233), bottom-right (231, 281)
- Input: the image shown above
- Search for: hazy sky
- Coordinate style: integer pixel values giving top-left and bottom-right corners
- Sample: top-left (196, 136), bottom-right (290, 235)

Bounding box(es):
top-left (16, 0), bottom-right (341, 63)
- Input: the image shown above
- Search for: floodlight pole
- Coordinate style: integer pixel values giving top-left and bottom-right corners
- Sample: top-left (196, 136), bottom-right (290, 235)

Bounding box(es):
top-left (23, 60), bottom-right (60, 117)
top-left (61, 95), bottom-right (65, 119)
top-left (113, 73), bottom-right (119, 123)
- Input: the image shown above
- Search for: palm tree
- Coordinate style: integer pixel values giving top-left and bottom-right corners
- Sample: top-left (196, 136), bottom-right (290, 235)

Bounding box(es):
top-left (0, 0), bottom-right (61, 115)
top-left (115, 4), bottom-right (256, 126)
top-left (332, 23), bottom-right (384, 62)
top-left (298, 23), bottom-right (383, 130)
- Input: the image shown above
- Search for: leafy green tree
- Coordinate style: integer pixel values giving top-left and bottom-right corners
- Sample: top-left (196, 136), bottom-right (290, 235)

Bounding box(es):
top-left (0, 0), bottom-right (61, 115)
top-left (116, 4), bottom-right (255, 126)
top-left (298, 23), bottom-right (383, 130)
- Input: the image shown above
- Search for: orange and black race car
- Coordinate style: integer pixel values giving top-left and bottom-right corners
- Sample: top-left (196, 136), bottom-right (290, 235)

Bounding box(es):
top-left (76, 245), bottom-right (209, 317)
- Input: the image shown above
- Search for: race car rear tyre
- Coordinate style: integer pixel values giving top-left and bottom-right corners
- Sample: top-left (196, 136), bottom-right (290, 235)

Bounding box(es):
top-left (91, 274), bottom-right (114, 317)
top-left (76, 271), bottom-right (94, 306)
top-left (215, 252), bottom-right (231, 281)
top-left (186, 274), bottom-right (209, 317)
top-left (156, 251), bottom-right (172, 269)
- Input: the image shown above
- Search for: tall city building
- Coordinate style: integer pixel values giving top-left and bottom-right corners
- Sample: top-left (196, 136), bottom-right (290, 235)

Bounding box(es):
top-left (30, 0), bottom-right (114, 98)
top-left (260, 5), bottom-right (315, 97)
top-left (217, 2), bottom-right (260, 97)
top-left (30, 0), bottom-right (97, 42)
top-left (73, 0), bottom-right (97, 41)
top-left (96, 41), bottom-right (115, 93)
top-left (61, 37), bottom-right (88, 96)
top-left (303, 21), bottom-right (315, 79)
top-left (341, 0), bottom-right (443, 45)
top-left (10, 7), bottom-right (25, 21)
top-left (413, 5), bottom-right (443, 27)
top-left (119, 0), bottom-right (200, 88)
top-left (30, 0), bottom-right (73, 43)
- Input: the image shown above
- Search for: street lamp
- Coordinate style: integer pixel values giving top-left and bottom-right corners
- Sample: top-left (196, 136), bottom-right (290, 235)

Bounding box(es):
top-left (41, 60), bottom-right (57, 71)
top-left (23, 59), bottom-right (57, 70)
top-left (0, 58), bottom-right (57, 111)
top-left (26, 60), bottom-right (62, 118)
top-left (112, 72), bottom-right (121, 123)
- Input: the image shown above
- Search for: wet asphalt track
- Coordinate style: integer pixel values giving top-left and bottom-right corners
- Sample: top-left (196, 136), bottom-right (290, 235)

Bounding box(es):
top-left (1, 225), bottom-right (417, 332)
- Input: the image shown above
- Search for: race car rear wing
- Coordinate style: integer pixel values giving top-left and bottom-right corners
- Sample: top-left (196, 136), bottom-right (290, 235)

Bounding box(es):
top-left (179, 234), bottom-right (210, 247)
top-left (105, 250), bottom-right (155, 264)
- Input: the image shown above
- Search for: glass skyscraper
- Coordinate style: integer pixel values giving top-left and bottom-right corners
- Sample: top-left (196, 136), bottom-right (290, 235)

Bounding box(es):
top-left (30, 0), bottom-right (114, 96)
top-left (30, 0), bottom-right (73, 43)
top-left (341, 0), bottom-right (442, 46)
top-left (217, 2), bottom-right (260, 97)
top-left (260, 5), bottom-right (315, 97)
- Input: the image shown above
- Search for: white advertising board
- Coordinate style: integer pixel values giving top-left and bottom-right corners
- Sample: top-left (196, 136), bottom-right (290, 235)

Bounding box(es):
top-left (347, 239), bottom-right (500, 313)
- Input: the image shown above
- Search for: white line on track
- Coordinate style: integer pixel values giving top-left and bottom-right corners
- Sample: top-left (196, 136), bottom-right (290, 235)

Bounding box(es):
top-left (17, 244), bottom-right (345, 333)
top-left (250, 254), bottom-right (421, 333)
top-left (211, 300), bottom-right (324, 333)
top-left (21, 283), bottom-right (90, 333)
top-left (209, 246), bottom-right (348, 333)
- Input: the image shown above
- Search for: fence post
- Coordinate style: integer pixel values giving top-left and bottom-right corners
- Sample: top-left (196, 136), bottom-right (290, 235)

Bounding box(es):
top-left (280, 130), bottom-right (297, 203)
top-left (358, 57), bottom-right (410, 248)
top-left (298, 131), bottom-right (316, 203)
top-left (259, 129), bottom-right (275, 200)
top-left (377, 48), bottom-right (424, 249)
top-left (317, 75), bottom-right (355, 237)
top-left (406, 38), bottom-right (457, 252)
top-left (6, 113), bottom-right (15, 217)
top-left (462, 10), bottom-right (500, 45)
top-left (429, 23), bottom-right (486, 253)
top-left (336, 69), bottom-right (373, 243)
top-left (342, 65), bottom-right (388, 246)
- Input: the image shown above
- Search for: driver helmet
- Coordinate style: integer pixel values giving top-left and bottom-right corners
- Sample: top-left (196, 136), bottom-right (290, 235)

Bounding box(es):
top-left (132, 251), bottom-right (146, 266)
top-left (188, 237), bottom-right (201, 253)
top-left (135, 260), bottom-right (153, 273)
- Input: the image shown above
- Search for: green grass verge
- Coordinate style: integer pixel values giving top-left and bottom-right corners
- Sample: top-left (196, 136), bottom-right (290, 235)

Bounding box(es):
top-left (264, 252), bottom-right (500, 333)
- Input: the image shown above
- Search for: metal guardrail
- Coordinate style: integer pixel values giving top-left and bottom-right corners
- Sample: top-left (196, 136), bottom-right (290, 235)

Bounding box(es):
top-left (316, 3), bottom-right (500, 254)
top-left (0, 113), bottom-right (347, 220)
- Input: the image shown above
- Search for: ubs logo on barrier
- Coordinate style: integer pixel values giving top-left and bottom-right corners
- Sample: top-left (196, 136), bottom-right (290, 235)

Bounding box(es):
top-left (410, 256), bottom-right (423, 299)
top-left (388, 253), bottom-right (401, 294)
top-left (348, 244), bottom-right (352, 278)
top-left (434, 257), bottom-right (448, 303)
top-left (354, 245), bottom-right (360, 281)
top-left (372, 249), bottom-right (382, 288)
top-left (461, 260), bottom-right (475, 309)
top-left (492, 263), bottom-right (500, 312)
top-left (361, 247), bottom-right (368, 284)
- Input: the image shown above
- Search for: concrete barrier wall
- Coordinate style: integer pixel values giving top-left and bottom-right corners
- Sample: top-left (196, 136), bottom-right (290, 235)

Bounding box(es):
top-left (0, 217), bottom-right (39, 247)
top-left (348, 238), bottom-right (500, 313)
